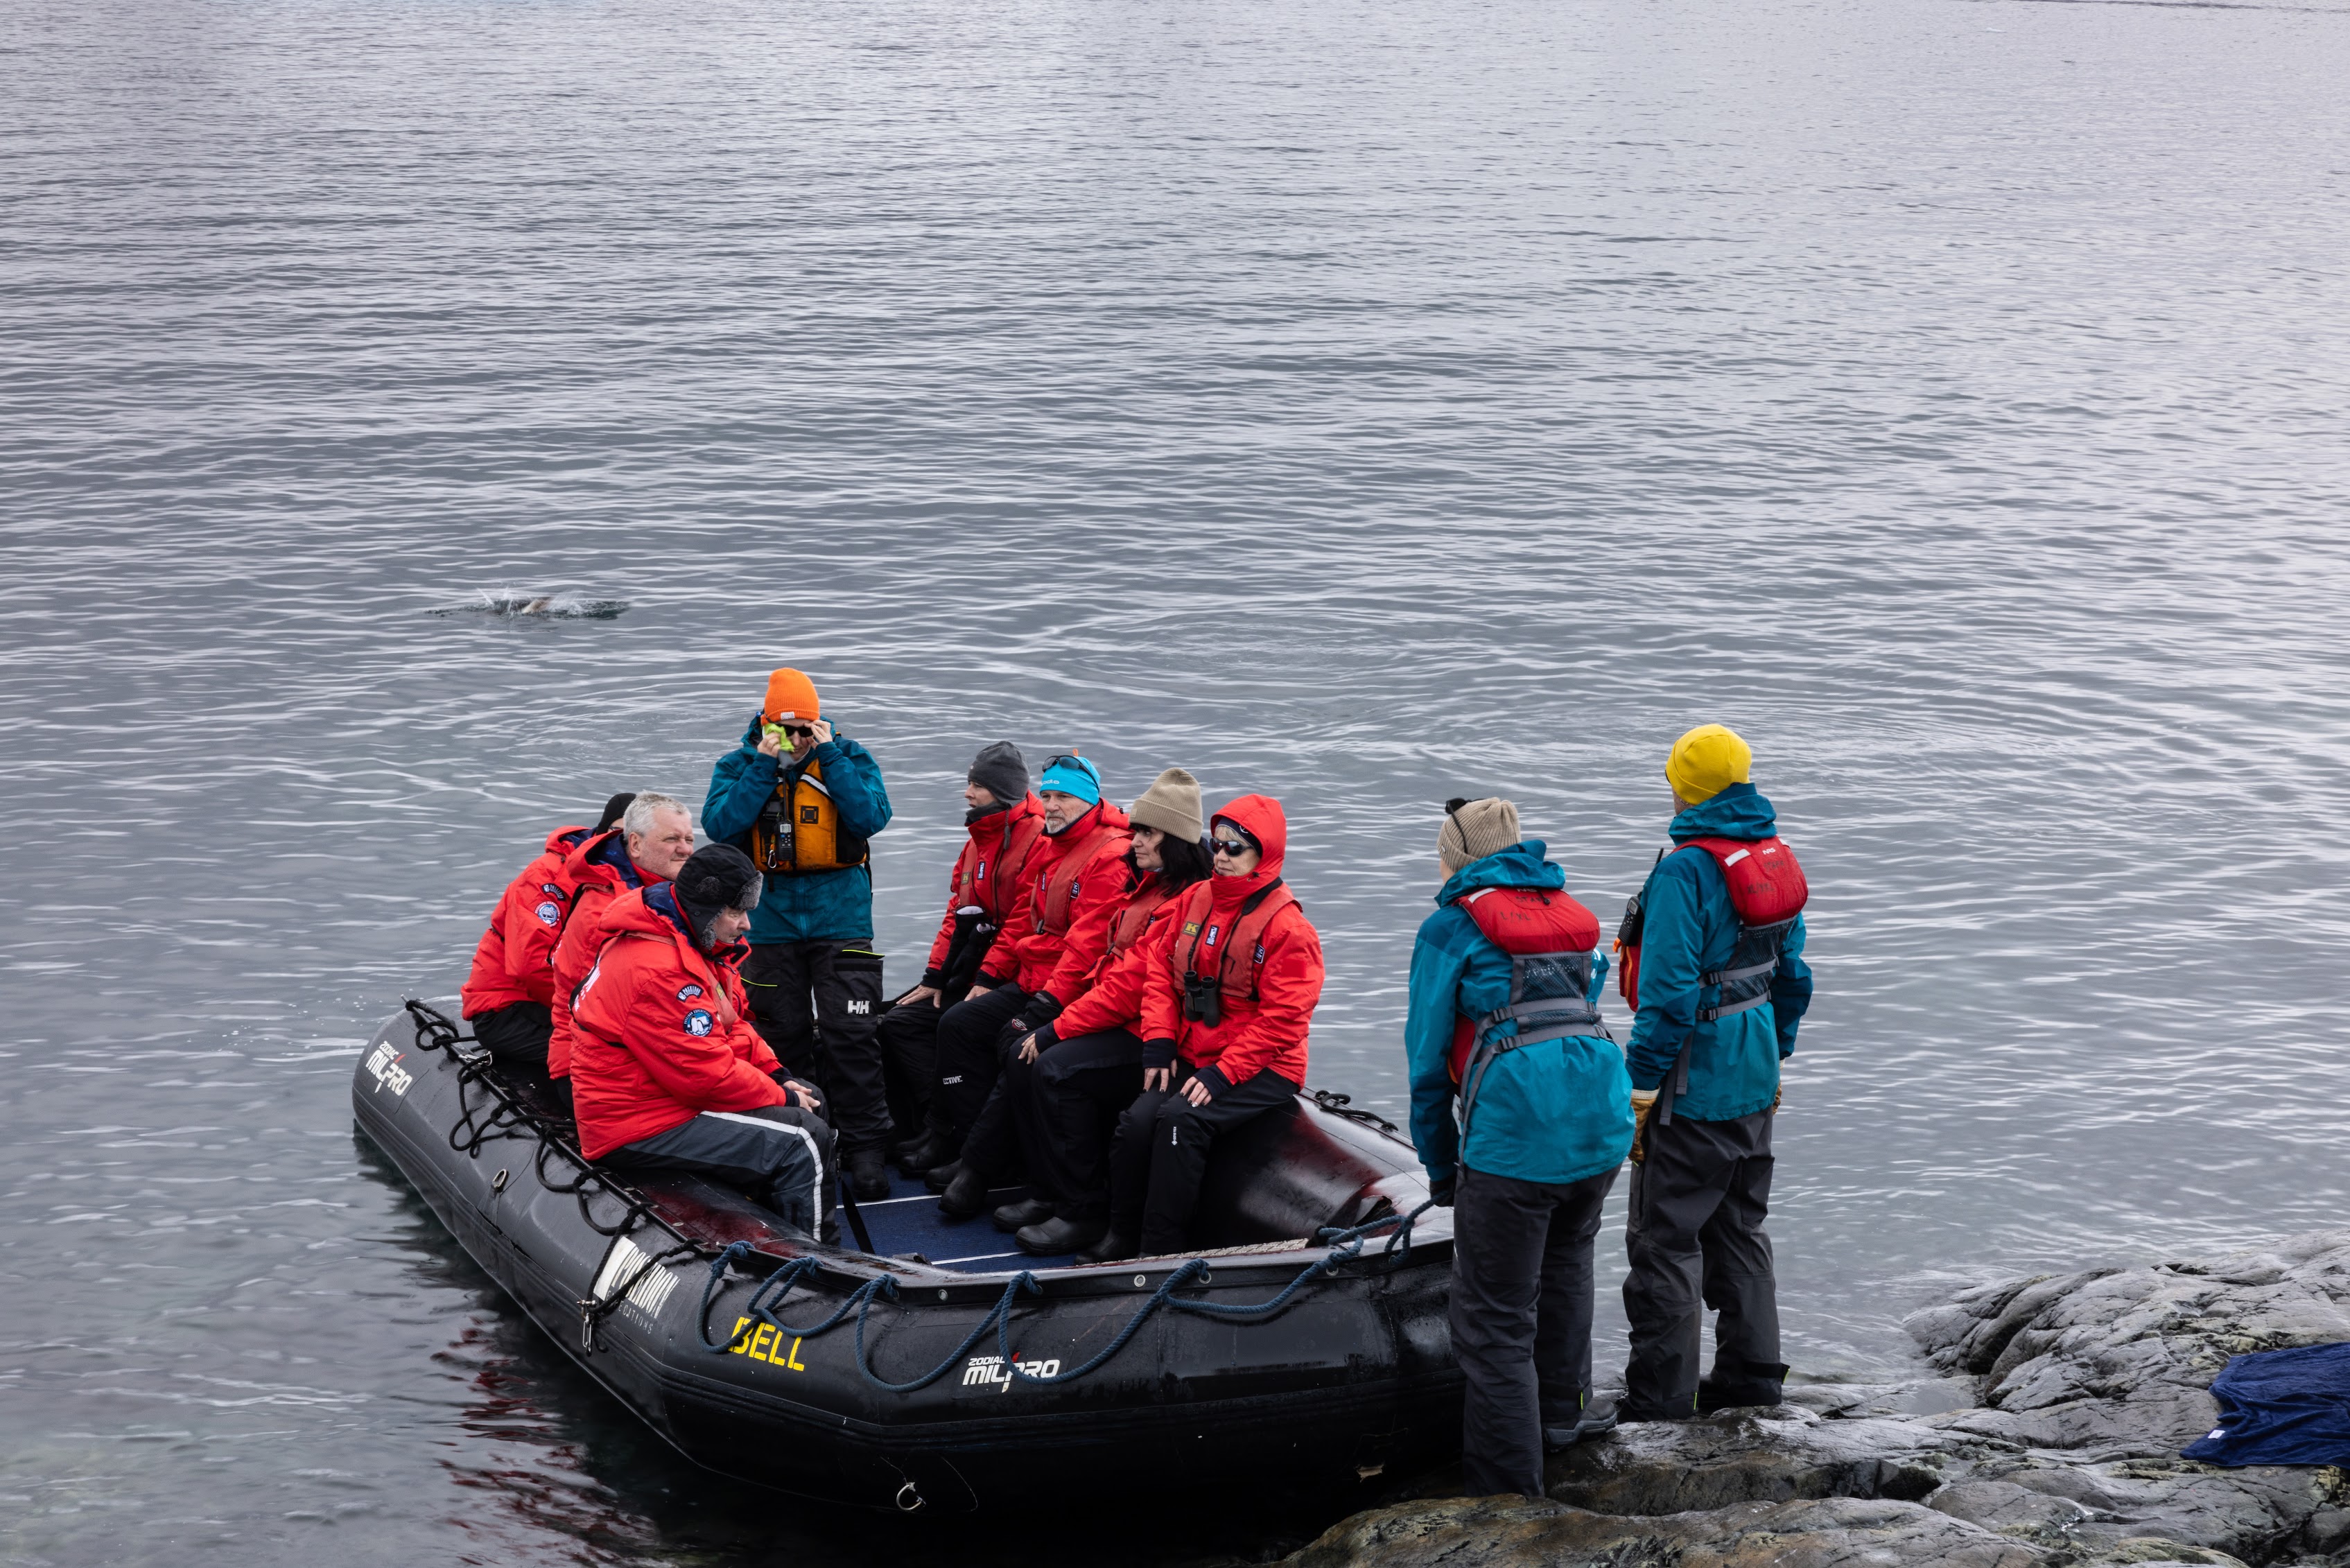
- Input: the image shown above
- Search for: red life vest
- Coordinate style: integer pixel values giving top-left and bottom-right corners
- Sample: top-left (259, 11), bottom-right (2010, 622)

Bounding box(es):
top-left (1106, 873), bottom-right (1175, 960)
top-left (1447, 886), bottom-right (1605, 1085)
top-left (1034, 815), bottom-right (1128, 939)
top-left (1616, 835), bottom-right (1809, 1016)
top-left (957, 809), bottom-right (1046, 923)
top-left (1173, 880), bottom-right (1302, 1006)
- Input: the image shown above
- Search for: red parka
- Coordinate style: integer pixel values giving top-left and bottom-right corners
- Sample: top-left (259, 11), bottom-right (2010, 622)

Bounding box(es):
top-left (990, 800), bottom-right (1133, 1004)
top-left (1139, 795), bottom-right (1321, 1090)
top-left (546, 829), bottom-right (671, 1081)
top-left (568, 884), bottom-right (791, 1160)
top-left (460, 825), bottom-right (591, 1017)
top-left (921, 795), bottom-right (1048, 984)
top-left (1048, 869), bottom-right (1185, 1039)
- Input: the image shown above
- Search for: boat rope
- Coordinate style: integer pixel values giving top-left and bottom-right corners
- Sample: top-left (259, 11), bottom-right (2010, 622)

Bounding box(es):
top-left (580, 1240), bottom-right (701, 1351)
top-left (689, 1197), bottom-right (1441, 1388)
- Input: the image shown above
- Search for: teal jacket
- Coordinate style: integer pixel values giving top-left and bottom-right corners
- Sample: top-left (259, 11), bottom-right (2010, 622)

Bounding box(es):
top-left (1405, 842), bottom-right (1635, 1188)
top-left (703, 720), bottom-right (892, 946)
top-left (1624, 783), bottom-right (1813, 1121)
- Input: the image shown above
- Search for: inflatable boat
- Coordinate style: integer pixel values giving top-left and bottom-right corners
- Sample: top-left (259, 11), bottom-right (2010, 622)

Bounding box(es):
top-left (351, 1001), bottom-right (1463, 1512)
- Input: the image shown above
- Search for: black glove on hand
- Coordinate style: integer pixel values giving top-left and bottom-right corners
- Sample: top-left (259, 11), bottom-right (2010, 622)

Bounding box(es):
top-left (1025, 991), bottom-right (1063, 1024)
top-left (1428, 1172), bottom-right (1458, 1208)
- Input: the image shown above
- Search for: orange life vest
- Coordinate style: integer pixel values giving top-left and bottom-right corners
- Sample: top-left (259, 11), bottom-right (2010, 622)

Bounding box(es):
top-left (751, 756), bottom-right (869, 876)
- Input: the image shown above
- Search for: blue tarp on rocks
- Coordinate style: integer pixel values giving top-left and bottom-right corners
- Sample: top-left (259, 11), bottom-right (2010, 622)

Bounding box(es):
top-left (2182, 1343), bottom-right (2350, 1467)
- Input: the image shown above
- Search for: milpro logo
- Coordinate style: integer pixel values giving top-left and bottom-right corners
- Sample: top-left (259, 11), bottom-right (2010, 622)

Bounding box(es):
top-left (961, 1354), bottom-right (1061, 1391)
top-left (845, 1000), bottom-right (870, 1016)
top-left (365, 1041), bottom-right (414, 1098)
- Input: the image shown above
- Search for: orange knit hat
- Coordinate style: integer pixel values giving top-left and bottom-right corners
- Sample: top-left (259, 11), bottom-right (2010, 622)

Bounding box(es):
top-left (762, 668), bottom-right (821, 722)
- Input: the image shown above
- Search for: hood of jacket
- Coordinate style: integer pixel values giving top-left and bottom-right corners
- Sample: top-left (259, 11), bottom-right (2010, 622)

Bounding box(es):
top-left (602, 882), bottom-right (747, 964)
top-left (1435, 838), bottom-right (1563, 905)
top-left (541, 825), bottom-right (591, 857)
top-left (562, 826), bottom-right (672, 892)
top-left (1668, 781), bottom-right (1778, 844)
top-left (1208, 794), bottom-right (1288, 910)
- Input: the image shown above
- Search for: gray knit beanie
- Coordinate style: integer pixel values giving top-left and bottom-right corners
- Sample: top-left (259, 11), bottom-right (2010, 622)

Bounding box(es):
top-left (1438, 796), bottom-right (1521, 876)
top-left (967, 741), bottom-right (1028, 806)
top-left (1128, 767), bottom-right (1204, 842)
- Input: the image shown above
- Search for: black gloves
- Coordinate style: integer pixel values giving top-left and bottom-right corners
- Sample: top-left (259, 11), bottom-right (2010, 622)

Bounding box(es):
top-left (1428, 1171), bottom-right (1458, 1208)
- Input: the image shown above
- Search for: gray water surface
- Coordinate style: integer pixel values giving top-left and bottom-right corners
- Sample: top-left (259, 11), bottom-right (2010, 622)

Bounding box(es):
top-left (6, 0), bottom-right (2350, 1560)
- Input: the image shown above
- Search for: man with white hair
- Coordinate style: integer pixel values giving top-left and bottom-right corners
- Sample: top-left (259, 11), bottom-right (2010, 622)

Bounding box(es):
top-left (543, 792), bottom-right (698, 1091)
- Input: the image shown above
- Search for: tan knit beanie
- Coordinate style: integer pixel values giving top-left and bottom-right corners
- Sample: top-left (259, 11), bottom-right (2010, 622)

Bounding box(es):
top-left (1127, 767), bottom-right (1205, 843)
top-left (1438, 796), bottom-right (1520, 875)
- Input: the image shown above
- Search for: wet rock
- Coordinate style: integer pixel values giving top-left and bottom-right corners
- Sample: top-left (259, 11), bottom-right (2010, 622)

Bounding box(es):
top-left (1283, 1232), bottom-right (2350, 1568)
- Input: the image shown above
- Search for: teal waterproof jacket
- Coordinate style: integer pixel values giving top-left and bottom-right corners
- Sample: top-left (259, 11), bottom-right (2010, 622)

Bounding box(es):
top-left (703, 720), bottom-right (892, 946)
top-left (1405, 842), bottom-right (1635, 1188)
top-left (1624, 783), bottom-right (1813, 1121)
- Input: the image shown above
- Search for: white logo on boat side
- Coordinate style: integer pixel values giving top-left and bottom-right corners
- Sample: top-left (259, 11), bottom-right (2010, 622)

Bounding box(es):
top-left (593, 1234), bottom-right (682, 1318)
top-left (961, 1354), bottom-right (1061, 1390)
top-left (365, 1041), bottom-right (414, 1098)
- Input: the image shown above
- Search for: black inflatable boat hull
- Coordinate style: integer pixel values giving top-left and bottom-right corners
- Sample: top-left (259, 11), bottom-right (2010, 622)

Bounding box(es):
top-left (351, 1006), bottom-right (1463, 1511)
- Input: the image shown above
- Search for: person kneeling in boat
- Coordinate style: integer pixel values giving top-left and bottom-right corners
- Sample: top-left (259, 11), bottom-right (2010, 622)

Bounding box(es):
top-left (1405, 796), bottom-right (1634, 1500)
top-left (460, 792), bottom-right (636, 1068)
top-left (995, 767), bottom-right (1212, 1259)
top-left (571, 844), bottom-right (837, 1235)
top-left (882, 742), bottom-right (1047, 1177)
top-left (925, 753), bottom-right (1131, 1214)
top-left (1099, 794), bottom-right (1323, 1262)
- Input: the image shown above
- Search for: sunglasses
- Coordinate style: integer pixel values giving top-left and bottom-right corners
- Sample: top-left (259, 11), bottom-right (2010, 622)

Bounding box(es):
top-left (769, 722), bottom-right (815, 739)
top-left (1210, 837), bottom-right (1255, 857)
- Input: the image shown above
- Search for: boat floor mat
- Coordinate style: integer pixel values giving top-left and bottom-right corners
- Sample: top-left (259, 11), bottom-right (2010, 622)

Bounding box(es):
top-left (857, 1168), bottom-right (1079, 1272)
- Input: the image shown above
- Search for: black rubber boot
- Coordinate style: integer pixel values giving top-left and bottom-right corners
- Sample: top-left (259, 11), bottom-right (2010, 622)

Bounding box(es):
top-left (1697, 1361), bottom-right (1790, 1413)
top-left (993, 1197), bottom-right (1053, 1232)
top-left (1017, 1216), bottom-right (1106, 1257)
top-left (1075, 1228), bottom-right (1138, 1264)
top-left (924, 1158), bottom-right (963, 1194)
top-left (848, 1148), bottom-right (890, 1203)
top-left (1542, 1395), bottom-right (1620, 1450)
top-left (895, 1131), bottom-right (952, 1176)
top-left (938, 1165), bottom-right (991, 1221)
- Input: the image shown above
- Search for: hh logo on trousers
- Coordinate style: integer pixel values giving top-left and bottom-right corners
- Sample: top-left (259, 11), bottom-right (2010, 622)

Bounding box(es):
top-left (845, 1000), bottom-right (870, 1016)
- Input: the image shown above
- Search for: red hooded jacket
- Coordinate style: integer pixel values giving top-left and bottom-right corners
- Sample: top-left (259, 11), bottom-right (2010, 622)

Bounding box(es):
top-left (921, 794), bottom-right (1048, 984)
top-left (460, 825), bottom-right (592, 1017)
top-left (545, 829), bottom-right (673, 1081)
top-left (568, 884), bottom-right (791, 1160)
top-left (991, 800), bottom-right (1133, 1004)
top-left (1138, 795), bottom-right (1321, 1090)
top-left (1048, 868), bottom-right (1186, 1039)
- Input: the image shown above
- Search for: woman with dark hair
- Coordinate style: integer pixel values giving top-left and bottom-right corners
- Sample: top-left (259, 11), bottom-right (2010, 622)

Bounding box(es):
top-left (991, 769), bottom-right (1213, 1256)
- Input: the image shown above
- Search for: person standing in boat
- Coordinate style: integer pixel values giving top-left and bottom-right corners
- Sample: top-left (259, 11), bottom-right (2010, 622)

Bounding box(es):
top-left (1616, 725), bottom-right (1813, 1421)
top-left (881, 742), bottom-right (1047, 1177)
top-left (570, 845), bottom-right (835, 1234)
top-left (993, 767), bottom-right (1212, 1258)
top-left (460, 791), bottom-right (637, 1068)
top-left (543, 793), bottom-right (697, 1099)
top-left (1403, 796), bottom-right (1634, 1499)
top-left (703, 669), bottom-right (895, 1202)
top-left (923, 753), bottom-right (1131, 1216)
top-left (1102, 793), bottom-right (1322, 1262)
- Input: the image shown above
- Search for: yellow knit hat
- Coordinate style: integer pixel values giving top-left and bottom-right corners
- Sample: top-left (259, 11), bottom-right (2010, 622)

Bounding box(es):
top-left (1665, 724), bottom-right (1752, 805)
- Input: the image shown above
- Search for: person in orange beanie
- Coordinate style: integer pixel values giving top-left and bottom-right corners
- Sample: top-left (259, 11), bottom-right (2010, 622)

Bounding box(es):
top-left (702, 668), bottom-right (896, 1199)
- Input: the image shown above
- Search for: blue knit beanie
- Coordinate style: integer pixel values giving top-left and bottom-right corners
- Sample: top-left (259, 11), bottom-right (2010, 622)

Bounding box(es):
top-left (1038, 753), bottom-right (1103, 806)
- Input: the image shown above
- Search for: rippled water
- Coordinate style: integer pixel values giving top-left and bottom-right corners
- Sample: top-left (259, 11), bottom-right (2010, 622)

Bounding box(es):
top-left (7, 0), bottom-right (2350, 1558)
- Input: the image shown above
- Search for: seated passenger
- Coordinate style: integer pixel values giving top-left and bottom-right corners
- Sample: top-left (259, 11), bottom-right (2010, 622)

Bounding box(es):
top-left (460, 792), bottom-right (636, 1068)
top-left (570, 846), bottom-right (835, 1234)
top-left (882, 742), bottom-right (1046, 1176)
top-left (928, 754), bottom-right (1130, 1212)
top-left (1101, 794), bottom-right (1324, 1262)
top-left (544, 793), bottom-right (697, 1095)
top-left (998, 768), bottom-right (1210, 1257)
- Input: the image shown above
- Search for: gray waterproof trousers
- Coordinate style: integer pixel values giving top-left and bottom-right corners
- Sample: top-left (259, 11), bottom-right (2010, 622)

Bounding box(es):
top-left (605, 1105), bottom-right (836, 1235)
top-left (1621, 1107), bottom-right (1782, 1416)
top-left (1450, 1163), bottom-right (1618, 1499)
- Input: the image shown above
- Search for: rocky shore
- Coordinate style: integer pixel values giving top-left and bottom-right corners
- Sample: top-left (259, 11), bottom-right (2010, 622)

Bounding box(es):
top-left (1283, 1230), bottom-right (2350, 1567)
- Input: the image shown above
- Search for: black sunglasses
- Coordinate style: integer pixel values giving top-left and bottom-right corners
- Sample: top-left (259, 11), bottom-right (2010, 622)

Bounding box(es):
top-left (1210, 838), bottom-right (1253, 857)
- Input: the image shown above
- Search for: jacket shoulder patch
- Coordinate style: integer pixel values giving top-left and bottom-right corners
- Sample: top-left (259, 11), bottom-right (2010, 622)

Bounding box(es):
top-left (677, 984), bottom-right (704, 1001)
top-left (683, 1009), bottom-right (715, 1037)
top-left (534, 900), bottom-right (562, 926)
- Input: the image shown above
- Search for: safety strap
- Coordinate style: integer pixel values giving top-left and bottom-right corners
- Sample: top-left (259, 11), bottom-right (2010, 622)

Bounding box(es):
top-left (1655, 1039), bottom-right (1694, 1127)
top-left (1456, 1002), bottom-right (1610, 1140)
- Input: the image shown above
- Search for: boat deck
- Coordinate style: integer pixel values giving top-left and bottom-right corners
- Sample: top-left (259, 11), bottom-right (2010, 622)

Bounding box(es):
top-left (854, 1166), bottom-right (1080, 1272)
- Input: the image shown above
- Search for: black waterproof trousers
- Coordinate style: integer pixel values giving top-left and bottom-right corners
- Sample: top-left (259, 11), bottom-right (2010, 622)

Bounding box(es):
top-left (1621, 1108), bottom-right (1783, 1416)
top-left (876, 998), bottom-right (942, 1144)
top-left (470, 1000), bottom-right (552, 1069)
top-left (1450, 1163), bottom-right (1618, 1498)
top-left (1111, 1065), bottom-right (1298, 1255)
top-left (1024, 1029), bottom-right (1144, 1223)
top-left (741, 941), bottom-right (890, 1156)
top-left (928, 984), bottom-right (1031, 1147)
top-left (604, 1105), bottom-right (837, 1235)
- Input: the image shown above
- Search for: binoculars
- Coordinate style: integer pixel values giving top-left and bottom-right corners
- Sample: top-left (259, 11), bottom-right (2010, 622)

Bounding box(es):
top-left (1183, 973), bottom-right (1224, 1028)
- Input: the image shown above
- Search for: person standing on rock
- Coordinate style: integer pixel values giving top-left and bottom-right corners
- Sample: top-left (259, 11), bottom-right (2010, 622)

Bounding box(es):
top-left (703, 668), bottom-right (895, 1200)
top-left (1615, 724), bottom-right (1814, 1420)
top-left (1405, 796), bottom-right (1635, 1496)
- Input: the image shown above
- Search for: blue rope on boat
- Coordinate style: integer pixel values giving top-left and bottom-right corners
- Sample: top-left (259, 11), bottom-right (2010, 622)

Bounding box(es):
top-left (693, 1198), bottom-right (1440, 1384)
